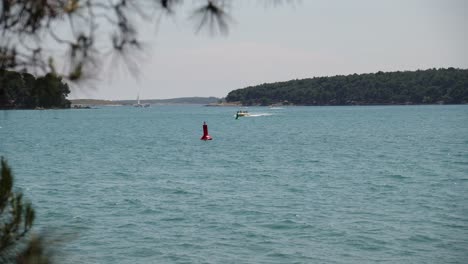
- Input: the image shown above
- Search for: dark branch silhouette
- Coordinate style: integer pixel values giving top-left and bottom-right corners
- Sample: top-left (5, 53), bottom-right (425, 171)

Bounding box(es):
top-left (0, 0), bottom-right (235, 82)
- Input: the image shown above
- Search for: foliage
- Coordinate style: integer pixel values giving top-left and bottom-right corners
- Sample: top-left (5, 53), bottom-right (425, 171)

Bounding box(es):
top-left (226, 68), bottom-right (468, 105)
top-left (0, 69), bottom-right (71, 109)
top-left (0, 158), bottom-right (49, 263)
top-left (0, 0), bottom-right (235, 82)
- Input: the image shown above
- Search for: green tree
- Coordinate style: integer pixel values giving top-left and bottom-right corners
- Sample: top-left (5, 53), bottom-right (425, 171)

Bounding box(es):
top-left (0, 158), bottom-right (50, 263)
top-left (0, 69), bottom-right (71, 109)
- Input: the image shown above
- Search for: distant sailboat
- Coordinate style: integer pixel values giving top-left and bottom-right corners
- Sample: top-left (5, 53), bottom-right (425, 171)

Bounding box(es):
top-left (134, 93), bottom-right (150, 107)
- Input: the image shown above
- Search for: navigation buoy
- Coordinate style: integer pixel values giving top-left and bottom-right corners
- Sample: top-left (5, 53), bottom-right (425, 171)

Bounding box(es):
top-left (200, 121), bottom-right (212, 140)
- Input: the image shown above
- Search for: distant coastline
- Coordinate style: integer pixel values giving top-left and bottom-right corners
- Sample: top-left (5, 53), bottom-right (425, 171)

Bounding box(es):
top-left (204, 102), bottom-right (241, 107)
top-left (71, 97), bottom-right (221, 107)
top-left (4, 68), bottom-right (468, 110)
top-left (226, 68), bottom-right (468, 106)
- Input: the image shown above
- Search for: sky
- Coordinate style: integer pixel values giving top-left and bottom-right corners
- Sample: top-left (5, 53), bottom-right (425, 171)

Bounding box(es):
top-left (69, 0), bottom-right (468, 100)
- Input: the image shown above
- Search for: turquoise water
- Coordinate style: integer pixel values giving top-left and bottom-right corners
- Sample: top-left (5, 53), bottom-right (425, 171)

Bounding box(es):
top-left (1, 105), bottom-right (467, 263)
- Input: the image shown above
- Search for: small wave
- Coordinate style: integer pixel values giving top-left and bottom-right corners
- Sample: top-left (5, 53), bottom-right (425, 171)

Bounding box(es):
top-left (408, 234), bottom-right (439, 243)
top-left (266, 252), bottom-right (290, 258)
top-left (123, 198), bottom-right (142, 205)
top-left (140, 208), bottom-right (158, 215)
top-left (387, 174), bottom-right (408, 180)
top-left (117, 223), bottom-right (137, 228)
top-left (113, 171), bottom-right (130, 177)
top-left (172, 189), bottom-right (191, 195)
top-left (231, 209), bottom-right (270, 216)
top-left (452, 161), bottom-right (468, 165)
top-left (176, 243), bottom-right (203, 249)
top-left (262, 220), bottom-right (298, 230)
top-left (370, 184), bottom-right (397, 191)
top-left (287, 186), bottom-right (305, 193)
top-left (161, 217), bottom-right (185, 222)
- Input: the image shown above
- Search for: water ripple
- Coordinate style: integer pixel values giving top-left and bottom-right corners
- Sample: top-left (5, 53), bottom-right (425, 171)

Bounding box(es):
top-left (2, 105), bottom-right (468, 264)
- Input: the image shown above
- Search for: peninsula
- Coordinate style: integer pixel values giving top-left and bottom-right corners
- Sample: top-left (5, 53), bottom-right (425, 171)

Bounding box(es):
top-left (226, 68), bottom-right (468, 106)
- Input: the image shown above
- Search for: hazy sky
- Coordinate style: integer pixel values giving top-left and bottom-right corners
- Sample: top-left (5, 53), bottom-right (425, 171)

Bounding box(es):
top-left (69, 0), bottom-right (468, 100)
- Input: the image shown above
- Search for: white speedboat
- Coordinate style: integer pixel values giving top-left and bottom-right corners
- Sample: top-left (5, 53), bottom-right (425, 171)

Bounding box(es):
top-left (235, 110), bottom-right (249, 119)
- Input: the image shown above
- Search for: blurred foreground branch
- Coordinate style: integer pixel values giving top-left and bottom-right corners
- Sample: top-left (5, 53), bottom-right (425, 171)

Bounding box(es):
top-left (1, 157), bottom-right (53, 264)
top-left (0, 0), bottom-right (242, 82)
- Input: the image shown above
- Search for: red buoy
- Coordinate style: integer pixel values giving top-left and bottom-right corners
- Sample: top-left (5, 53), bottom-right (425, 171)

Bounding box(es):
top-left (200, 121), bottom-right (212, 140)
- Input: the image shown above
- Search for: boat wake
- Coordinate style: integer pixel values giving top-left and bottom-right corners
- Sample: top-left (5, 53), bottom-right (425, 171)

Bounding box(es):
top-left (248, 113), bottom-right (273, 117)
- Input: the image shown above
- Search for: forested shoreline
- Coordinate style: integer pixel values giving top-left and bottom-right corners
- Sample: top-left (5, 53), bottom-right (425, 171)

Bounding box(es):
top-left (0, 69), bottom-right (71, 109)
top-left (226, 68), bottom-right (468, 106)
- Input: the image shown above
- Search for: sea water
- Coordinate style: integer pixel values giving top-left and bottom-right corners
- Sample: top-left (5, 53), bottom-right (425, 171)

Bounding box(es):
top-left (1, 105), bottom-right (467, 263)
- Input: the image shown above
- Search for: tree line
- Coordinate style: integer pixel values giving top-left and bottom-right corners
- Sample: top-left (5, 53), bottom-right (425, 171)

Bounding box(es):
top-left (226, 68), bottom-right (468, 106)
top-left (0, 69), bottom-right (71, 109)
